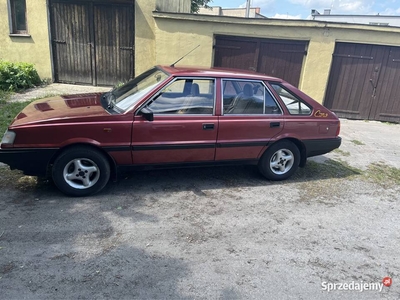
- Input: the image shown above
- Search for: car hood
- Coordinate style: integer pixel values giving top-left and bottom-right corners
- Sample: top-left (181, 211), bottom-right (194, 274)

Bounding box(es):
top-left (10, 93), bottom-right (111, 127)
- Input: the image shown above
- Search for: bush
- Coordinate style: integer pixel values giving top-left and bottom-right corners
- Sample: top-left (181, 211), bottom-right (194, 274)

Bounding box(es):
top-left (0, 60), bottom-right (41, 91)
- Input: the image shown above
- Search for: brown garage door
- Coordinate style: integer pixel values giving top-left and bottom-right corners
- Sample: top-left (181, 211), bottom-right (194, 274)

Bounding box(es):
top-left (214, 35), bottom-right (308, 87)
top-left (325, 42), bottom-right (400, 123)
top-left (50, 0), bottom-right (134, 86)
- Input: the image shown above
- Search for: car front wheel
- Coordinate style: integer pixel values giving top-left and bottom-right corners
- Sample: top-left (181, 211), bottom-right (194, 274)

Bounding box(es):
top-left (258, 140), bottom-right (300, 181)
top-left (52, 147), bottom-right (110, 197)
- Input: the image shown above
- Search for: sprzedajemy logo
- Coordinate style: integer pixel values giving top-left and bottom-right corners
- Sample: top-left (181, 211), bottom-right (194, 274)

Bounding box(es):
top-left (321, 277), bottom-right (392, 292)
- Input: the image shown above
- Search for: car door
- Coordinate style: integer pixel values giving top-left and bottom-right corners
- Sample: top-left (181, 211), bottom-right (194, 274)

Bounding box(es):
top-left (216, 79), bottom-right (284, 161)
top-left (131, 77), bottom-right (218, 164)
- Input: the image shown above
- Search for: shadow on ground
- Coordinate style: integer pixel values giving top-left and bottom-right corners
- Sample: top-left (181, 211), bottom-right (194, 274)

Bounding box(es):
top-left (0, 158), bottom-right (361, 199)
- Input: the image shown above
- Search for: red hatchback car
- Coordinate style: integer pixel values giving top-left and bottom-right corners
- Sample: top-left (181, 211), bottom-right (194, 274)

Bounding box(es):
top-left (0, 66), bottom-right (341, 196)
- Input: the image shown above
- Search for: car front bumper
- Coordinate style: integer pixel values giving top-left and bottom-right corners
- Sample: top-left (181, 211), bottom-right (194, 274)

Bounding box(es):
top-left (0, 147), bottom-right (57, 177)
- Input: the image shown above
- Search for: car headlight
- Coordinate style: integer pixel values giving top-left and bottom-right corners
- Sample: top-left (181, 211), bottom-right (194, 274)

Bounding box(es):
top-left (1, 130), bottom-right (16, 145)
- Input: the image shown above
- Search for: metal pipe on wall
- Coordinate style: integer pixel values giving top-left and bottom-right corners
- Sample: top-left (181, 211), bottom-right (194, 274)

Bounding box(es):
top-left (245, 0), bottom-right (250, 18)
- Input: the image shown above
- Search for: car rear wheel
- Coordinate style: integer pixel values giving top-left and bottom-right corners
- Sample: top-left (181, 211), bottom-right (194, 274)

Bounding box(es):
top-left (258, 140), bottom-right (300, 181)
top-left (52, 147), bottom-right (110, 197)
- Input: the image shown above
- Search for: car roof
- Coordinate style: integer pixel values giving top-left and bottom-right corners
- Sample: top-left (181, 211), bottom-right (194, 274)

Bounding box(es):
top-left (158, 65), bottom-right (284, 82)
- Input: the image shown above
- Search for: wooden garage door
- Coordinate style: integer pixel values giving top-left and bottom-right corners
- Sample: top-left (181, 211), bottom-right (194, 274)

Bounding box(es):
top-left (214, 35), bottom-right (308, 87)
top-left (325, 43), bottom-right (400, 123)
top-left (50, 0), bottom-right (134, 86)
top-left (371, 47), bottom-right (400, 122)
top-left (50, 2), bottom-right (92, 84)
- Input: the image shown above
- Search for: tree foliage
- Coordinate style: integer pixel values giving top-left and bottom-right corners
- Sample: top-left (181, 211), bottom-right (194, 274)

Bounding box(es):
top-left (191, 0), bottom-right (212, 13)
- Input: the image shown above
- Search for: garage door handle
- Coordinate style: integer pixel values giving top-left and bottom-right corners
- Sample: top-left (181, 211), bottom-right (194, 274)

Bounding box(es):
top-left (270, 122), bottom-right (280, 128)
top-left (203, 123), bottom-right (214, 130)
top-left (120, 47), bottom-right (134, 51)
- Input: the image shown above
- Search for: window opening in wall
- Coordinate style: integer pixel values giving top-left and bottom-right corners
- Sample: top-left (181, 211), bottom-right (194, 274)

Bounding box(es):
top-left (9, 0), bottom-right (27, 34)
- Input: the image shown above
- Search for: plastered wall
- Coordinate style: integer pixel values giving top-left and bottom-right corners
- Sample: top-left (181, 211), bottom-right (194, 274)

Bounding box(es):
top-left (153, 13), bottom-right (400, 103)
top-left (0, 0), bottom-right (52, 79)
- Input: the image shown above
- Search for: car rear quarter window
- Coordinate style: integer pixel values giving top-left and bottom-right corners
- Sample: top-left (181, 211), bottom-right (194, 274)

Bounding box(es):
top-left (222, 80), bottom-right (281, 115)
top-left (270, 83), bottom-right (312, 115)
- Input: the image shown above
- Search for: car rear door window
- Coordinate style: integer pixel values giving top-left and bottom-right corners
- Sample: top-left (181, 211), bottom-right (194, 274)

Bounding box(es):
top-left (147, 78), bottom-right (215, 115)
top-left (271, 83), bottom-right (312, 115)
top-left (222, 80), bottom-right (281, 115)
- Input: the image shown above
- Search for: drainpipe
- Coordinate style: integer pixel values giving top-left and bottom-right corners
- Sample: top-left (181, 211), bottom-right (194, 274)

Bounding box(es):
top-left (245, 0), bottom-right (250, 18)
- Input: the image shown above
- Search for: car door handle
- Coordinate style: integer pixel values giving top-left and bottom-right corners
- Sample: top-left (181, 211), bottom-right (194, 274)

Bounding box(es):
top-left (202, 123), bottom-right (215, 130)
top-left (270, 122), bottom-right (280, 128)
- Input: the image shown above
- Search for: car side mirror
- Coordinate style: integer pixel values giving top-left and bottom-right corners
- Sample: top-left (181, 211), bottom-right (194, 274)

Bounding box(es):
top-left (140, 107), bottom-right (154, 121)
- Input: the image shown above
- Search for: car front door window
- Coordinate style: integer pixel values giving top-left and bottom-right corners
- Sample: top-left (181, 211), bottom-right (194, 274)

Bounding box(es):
top-left (147, 78), bottom-right (215, 115)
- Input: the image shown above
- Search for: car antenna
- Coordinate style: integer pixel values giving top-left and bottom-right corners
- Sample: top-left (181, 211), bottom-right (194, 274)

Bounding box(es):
top-left (170, 45), bottom-right (200, 67)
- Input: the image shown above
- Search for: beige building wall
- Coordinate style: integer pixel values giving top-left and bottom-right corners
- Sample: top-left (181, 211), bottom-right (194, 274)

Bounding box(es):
top-left (135, 0), bottom-right (156, 75)
top-left (153, 12), bottom-right (400, 103)
top-left (0, 0), bottom-right (52, 79)
top-left (136, 0), bottom-right (190, 74)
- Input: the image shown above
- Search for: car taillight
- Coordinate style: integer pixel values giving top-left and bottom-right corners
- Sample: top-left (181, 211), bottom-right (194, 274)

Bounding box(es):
top-left (335, 122), bottom-right (341, 136)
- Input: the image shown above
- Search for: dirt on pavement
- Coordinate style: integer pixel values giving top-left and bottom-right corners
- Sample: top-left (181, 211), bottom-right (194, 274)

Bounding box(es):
top-left (0, 85), bottom-right (399, 299)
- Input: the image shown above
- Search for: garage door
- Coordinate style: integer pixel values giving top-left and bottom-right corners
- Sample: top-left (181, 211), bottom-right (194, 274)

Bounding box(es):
top-left (214, 35), bottom-right (308, 87)
top-left (324, 42), bottom-right (400, 123)
top-left (50, 0), bottom-right (134, 86)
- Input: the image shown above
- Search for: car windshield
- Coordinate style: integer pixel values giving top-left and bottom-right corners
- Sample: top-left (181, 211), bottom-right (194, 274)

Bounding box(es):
top-left (113, 67), bottom-right (169, 111)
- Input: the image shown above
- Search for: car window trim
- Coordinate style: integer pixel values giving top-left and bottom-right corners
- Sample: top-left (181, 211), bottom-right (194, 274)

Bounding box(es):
top-left (220, 78), bottom-right (283, 116)
top-left (136, 76), bottom-right (217, 117)
top-left (269, 82), bottom-right (313, 116)
top-left (114, 66), bottom-right (170, 113)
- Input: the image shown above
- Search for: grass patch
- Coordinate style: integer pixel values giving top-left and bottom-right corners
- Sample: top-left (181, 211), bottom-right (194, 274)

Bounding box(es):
top-left (295, 160), bottom-right (361, 204)
top-left (0, 166), bottom-right (51, 192)
top-left (0, 166), bottom-right (34, 189)
top-left (333, 148), bottom-right (351, 157)
top-left (363, 162), bottom-right (400, 188)
top-left (350, 139), bottom-right (365, 146)
top-left (0, 99), bottom-right (34, 134)
top-left (293, 159), bottom-right (363, 204)
top-left (382, 121), bottom-right (398, 126)
top-left (295, 159), bottom-right (399, 203)
top-left (0, 90), bottom-right (12, 104)
top-left (294, 159), bottom-right (361, 181)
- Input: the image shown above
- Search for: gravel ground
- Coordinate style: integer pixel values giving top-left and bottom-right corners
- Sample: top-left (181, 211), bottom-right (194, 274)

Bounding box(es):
top-left (9, 83), bottom-right (110, 102)
top-left (0, 86), bottom-right (399, 299)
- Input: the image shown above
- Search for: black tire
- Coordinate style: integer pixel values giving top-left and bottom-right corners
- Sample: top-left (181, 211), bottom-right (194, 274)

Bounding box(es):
top-left (52, 147), bottom-right (110, 197)
top-left (258, 140), bottom-right (300, 181)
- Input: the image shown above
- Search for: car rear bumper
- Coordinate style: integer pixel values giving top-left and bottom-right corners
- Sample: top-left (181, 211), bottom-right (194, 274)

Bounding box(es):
top-left (303, 137), bottom-right (342, 157)
top-left (0, 148), bottom-right (57, 177)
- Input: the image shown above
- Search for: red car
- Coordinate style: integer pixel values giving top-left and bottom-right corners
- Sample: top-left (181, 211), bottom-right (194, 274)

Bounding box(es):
top-left (0, 66), bottom-right (341, 196)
